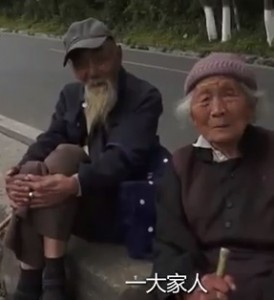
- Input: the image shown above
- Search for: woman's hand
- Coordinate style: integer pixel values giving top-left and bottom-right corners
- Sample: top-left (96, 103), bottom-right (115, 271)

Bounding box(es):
top-left (177, 273), bottom-right (236, 300)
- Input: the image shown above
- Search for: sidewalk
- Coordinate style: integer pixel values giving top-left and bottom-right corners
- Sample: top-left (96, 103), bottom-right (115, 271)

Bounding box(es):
top-left (0, 133), bottom-right (27, 297)
top-left (0, 132), bottom-right (27, 215)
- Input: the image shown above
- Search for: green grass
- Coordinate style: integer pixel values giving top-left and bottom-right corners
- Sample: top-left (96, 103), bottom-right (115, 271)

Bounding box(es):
top-left (0, 16), bottom-right (273, 58)
top-left (0, 16), bottom-right (66, 35)
top-left (122, 25), bottom-right (274, 57)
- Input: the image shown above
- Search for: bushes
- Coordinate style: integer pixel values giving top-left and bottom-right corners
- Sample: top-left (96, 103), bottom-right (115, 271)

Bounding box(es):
top-left (0, 0), bottom-right (266, 35)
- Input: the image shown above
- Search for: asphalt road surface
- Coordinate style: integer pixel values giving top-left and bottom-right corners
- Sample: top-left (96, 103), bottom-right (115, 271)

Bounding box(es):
top-left (1, 32), bottom-right (274, 151)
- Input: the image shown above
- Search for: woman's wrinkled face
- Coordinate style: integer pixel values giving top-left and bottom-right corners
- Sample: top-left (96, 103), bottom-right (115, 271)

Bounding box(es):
top-left (190, 76), bottom-right (255, 145)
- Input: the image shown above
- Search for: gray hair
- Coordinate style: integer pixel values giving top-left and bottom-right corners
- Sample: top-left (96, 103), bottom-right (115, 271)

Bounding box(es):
top-left (175, 83), bottom-right (267, 127)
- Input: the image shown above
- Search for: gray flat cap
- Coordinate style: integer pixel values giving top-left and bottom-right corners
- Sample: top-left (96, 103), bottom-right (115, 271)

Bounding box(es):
top-left (63, 17), bottom-right (113, 66)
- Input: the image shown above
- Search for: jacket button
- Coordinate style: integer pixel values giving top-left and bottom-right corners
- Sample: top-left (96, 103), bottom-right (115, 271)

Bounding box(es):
top-left (226, 201), bottom-right (233, 209)
top-left (140, 199), bottom-right (145, 205)
top-left (148, 227), bottom-right (154, 233)
top-left (225, 221), bottom-right (232, 229)
top-left (163, 158), bottom-right (169, 163)
top-left (148, 181), bottom-right (154, 185)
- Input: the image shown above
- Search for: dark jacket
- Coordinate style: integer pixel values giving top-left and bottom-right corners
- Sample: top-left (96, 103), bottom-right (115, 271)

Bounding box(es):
top-left (19, 68), bottom-right (163, 197)
top-left (153, 125), bottom-right (274, 300)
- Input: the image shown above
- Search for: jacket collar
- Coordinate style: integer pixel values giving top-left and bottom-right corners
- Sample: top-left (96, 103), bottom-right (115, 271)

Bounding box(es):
top-left (193, 135), bottom-right (229, 163)
top-left (193, 124), bottom-right (267, 163)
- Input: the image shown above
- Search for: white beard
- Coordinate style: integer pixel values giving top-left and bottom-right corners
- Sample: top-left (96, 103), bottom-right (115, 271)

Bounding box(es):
top-left (84, 80), bottom-right (117, 136)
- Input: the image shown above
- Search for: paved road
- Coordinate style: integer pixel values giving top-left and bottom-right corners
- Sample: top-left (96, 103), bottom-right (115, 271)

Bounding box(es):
top-left (1, 33), bottom-right (274, 151)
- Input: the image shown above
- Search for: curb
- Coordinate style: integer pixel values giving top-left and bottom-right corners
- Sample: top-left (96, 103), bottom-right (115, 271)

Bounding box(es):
top-left (0, 114), bottom-right (41, 146)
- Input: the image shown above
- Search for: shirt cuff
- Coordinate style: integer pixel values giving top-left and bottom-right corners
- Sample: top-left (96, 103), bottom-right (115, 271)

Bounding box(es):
top-left (72, 174), bottom-right (82, 197)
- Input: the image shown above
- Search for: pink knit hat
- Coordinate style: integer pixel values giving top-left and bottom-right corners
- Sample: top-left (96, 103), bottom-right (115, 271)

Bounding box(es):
top-left (184, 52), bottom-right (257, 95)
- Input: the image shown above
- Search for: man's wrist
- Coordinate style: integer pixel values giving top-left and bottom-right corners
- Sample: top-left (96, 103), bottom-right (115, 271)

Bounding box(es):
top-left (70, 174), bottom-right (82, 197)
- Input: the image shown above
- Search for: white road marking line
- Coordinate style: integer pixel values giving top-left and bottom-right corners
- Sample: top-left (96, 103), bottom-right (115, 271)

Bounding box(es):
top-left (49, 48), bottom-right (189, 74)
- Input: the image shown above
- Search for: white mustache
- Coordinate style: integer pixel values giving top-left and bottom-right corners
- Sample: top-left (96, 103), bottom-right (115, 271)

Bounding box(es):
top-left (87, 79), bottom-right (107, 87)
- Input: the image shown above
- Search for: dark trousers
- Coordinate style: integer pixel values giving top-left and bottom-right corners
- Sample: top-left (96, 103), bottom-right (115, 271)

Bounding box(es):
top-left (4, 144), bottom-right (122, 268)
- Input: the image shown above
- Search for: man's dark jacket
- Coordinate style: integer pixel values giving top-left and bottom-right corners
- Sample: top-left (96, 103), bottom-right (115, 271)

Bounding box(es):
top-left (19, 68), bottom-right (163, 197)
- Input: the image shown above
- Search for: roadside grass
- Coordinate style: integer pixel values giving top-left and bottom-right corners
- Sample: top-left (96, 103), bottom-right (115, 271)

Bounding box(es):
top-left (0, 16), bottom-right (273, 58)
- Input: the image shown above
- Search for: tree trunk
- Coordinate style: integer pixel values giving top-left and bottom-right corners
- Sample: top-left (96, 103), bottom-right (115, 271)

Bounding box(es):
top-left (264, 0), bottom-right (274, 46)
top-left (222, 0), bottom-right (231, 42)
top-left (200, 0), bottom-right (218, 41)
top-left (232, 0), bottom-right (240, 31)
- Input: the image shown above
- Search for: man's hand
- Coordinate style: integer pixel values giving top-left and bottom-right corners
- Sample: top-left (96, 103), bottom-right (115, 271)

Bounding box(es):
top-left (5, 166), bottom-right (20, 177)
top-left (5, 166), bottom-right (30, 209)
top-left (22, 174), bottom-right (79, 208)
top-left (181, 273), bottom-right (236, 300)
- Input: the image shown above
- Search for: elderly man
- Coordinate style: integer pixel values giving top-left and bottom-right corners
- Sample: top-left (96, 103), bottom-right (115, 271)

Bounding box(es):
top-left (4, 17), bottom-right (163, 300)
top-left (120, 53), bottom-right (274, 300)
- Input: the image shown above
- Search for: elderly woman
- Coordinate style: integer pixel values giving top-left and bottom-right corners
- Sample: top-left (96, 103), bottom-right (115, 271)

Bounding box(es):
top-left (120, 52), bottom-right (274, 300)
top-left (150, 52), bottom-right (274, 300)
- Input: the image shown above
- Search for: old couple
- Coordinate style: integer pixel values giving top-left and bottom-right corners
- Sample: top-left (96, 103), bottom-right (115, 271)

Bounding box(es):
top-left (4, 17), bottom-right (274, 300)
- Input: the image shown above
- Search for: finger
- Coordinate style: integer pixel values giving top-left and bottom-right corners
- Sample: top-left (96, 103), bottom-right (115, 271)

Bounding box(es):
top-left (5, 174), bottom-right (25, 184)
top-left (11, 174), bottom-right (30, 181)
top-left (10, 191), bottom-right (30, 200)
top-left (6, 167), bottom-right (19, 177)
top-left (223, 275), bottom-right (236, 291)
top-left (9, 193), bottom-right (29, 204)
top-left (6, 183), bottom-right (30, 193)
top-left (26, 175), bottom-right (44, 182)
top-left (31, 191), bottom-right (45, 199)
top-left (23, 181), bottom-right (46, 192)
top-left (215, 292), bottom-right (228, 300)
top-left (7, 181), bottom-right (29, 191)
top-left (7, 191), bottom-right (29, 202)
top-left (5, 173), bottom-right (13, 181)
top-left (202, 275), bottom-right (230, 294)
top-left (199, 290), bottom-right (226, 300)
top-left (10, 201), bottom-right (18, 209)
top-left (5, 170), bottom-right (13, 176)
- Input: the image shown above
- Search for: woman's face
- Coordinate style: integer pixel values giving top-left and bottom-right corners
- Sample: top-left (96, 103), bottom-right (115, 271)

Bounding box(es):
top-left (190, 76), bottom-right (255, 146)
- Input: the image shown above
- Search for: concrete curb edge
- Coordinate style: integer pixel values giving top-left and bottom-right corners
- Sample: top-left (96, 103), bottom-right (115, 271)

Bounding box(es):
top-left (0, 114), bottom-right (41, 146)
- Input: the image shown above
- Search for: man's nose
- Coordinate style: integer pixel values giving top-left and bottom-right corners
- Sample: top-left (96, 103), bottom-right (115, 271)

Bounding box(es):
top-left (87, 64), bottom-right (100, 79)
top-left (79, 63), bottom-right (100, 83)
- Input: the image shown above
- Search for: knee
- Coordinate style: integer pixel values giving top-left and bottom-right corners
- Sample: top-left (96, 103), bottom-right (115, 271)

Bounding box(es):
top-left (55, 143), bottom-right (81, 153)
top-left (45, 144), bottom-right (89, 176)
top-left (19, 161), bottom-right (48, 175)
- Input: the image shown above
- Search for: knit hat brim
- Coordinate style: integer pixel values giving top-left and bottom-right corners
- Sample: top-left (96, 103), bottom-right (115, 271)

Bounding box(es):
top-left (184, 53), bottom-right (257, 95)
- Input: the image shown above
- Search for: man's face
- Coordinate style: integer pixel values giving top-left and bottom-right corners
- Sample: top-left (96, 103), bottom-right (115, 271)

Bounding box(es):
top-left (68, 40), bottom-right (122, 132)
top-left (69, 39), bottom-right (122, 87)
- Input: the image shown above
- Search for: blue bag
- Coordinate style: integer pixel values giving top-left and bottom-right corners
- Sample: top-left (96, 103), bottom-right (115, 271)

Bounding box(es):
top-left (117, 145), bottom-right (171, 260)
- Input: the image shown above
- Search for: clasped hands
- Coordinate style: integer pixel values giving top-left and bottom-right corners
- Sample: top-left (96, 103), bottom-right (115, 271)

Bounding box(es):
top-left (5, 166), bottom-right (79, 209)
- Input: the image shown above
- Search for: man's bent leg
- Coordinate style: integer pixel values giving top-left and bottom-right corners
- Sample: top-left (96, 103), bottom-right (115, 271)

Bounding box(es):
top-left (5, 161), bottom-right (48, 300)
top-left (4, 144), bottom-right (89, 300)
top-left (32, 144), bottom-right (89, 300)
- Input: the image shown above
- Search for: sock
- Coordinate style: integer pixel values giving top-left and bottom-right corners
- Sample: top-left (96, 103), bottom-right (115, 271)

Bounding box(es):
top-left (13, 268), bottom-right (42, 300)
top-left (42, 257), bottom-right (67, 300)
